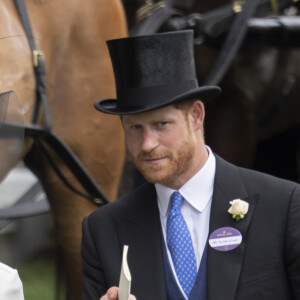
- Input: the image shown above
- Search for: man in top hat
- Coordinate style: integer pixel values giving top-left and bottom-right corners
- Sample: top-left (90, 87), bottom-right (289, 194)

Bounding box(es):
top-left (81, 30), bottom-right (300, 300)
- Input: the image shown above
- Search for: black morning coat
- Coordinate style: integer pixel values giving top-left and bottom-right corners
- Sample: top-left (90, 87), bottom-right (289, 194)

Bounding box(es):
top-left (81, 155), bottom-right (300, 300)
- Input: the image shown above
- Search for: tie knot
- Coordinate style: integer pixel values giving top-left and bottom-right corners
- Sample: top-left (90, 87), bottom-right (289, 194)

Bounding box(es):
top-left (170, 191), bottom-right (184, 212)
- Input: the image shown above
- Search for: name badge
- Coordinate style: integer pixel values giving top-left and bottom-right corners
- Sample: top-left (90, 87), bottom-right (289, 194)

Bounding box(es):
top-left (209, 227), bottom-right (242, 252)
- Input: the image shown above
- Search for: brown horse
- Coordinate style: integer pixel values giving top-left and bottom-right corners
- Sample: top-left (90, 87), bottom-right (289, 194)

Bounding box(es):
top-left (123, 0), bottom-right (300, 182)
top-left (0, 0), bottom-right (127, 298)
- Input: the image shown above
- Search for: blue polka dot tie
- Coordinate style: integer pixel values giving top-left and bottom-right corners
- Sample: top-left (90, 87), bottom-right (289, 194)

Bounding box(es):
top-left (167, 191), bottom-right (197, 298)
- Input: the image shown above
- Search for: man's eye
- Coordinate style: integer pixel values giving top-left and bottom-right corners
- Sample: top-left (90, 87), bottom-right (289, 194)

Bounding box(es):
top-left (131, 124), bottom-right (142, 130)
top-left (157, 122), bottom-right (169, 127)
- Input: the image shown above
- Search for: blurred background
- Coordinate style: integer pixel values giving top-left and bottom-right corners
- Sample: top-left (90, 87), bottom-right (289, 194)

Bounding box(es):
top-left (0, 163), bottom-right (65, 299)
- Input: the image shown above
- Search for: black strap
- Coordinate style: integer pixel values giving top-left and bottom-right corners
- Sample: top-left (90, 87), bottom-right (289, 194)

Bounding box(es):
top-left (203, 0), bottom-right (261, 85)
top-left (193, 0), bottom-right (295, 40)
top-left (129, 0), bottom-right (261, 86)
top-left (131, 0), bottom-right (297, 86)
top-left (13, 0), bottom-right (109, 206)
top-left (14, 0), bottom-right (51, 129)
top-left (14, 0), bottom-right (37, 51)
top-left (24, 124), bottom-right (109, 205)
top-left (130, 5), bottom-right (182, 36)
top-left (200, 0), bottom-right (297, 85)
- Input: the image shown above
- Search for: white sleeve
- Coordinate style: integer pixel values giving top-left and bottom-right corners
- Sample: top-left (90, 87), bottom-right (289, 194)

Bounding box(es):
top-left (0, 262), bottom-right (25, 300)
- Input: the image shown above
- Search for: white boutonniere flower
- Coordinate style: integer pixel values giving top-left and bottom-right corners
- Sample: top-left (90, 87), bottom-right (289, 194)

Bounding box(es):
top-left (228, 199), bottom-right (249, 221)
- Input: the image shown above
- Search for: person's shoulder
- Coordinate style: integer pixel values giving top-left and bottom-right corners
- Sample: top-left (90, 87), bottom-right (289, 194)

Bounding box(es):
top-left (0, 262), bottom-right (15, 273)
top-left (0, 262), bottom-right (20, 279)
top-left (0, 262), bottom-right (24, 300)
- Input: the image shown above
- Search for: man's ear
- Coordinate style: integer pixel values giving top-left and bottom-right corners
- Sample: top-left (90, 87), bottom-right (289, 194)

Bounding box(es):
top-left (189, 100), bottom-right (205, 131)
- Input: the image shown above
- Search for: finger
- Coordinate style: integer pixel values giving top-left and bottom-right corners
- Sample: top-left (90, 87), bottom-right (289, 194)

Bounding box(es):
top-left (107, 286), bottom-right (119, 299)
top-left (99, 286), bottom-right (118, 300)
top-left (100, 293), bottom-right (111, 300)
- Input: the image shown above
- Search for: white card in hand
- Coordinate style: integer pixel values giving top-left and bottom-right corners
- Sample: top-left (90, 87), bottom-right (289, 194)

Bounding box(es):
top-left (118, 245), bottom-right (131, 300)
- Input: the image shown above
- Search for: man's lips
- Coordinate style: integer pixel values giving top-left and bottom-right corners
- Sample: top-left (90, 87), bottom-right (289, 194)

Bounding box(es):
top-left (142, 157), bottom-right (167, 165)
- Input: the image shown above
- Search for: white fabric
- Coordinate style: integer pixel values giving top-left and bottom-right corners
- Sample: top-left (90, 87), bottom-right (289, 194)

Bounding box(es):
top-left (156, 146), bottom-right (216, 298)
top-left (0, 262), bottom-right (25, 300)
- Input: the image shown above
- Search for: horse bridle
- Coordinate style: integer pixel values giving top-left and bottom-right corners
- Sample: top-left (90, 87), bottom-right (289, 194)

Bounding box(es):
top-left (12, 0), bottom-right (109, 206)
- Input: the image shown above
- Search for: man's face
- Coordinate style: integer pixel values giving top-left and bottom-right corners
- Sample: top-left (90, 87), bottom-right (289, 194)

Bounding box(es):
top-left (122, 104), bottom-right (199, 189)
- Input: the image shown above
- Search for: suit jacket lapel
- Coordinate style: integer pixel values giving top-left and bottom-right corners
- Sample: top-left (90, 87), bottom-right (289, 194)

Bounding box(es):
top-left (116, 184), bottom-right (167, 300)
top-left (207, 155), bottom-right (259, 300)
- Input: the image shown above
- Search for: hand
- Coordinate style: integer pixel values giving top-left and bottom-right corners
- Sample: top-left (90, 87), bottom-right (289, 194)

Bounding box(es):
top-left (100, 286), bottom-right (136, 300)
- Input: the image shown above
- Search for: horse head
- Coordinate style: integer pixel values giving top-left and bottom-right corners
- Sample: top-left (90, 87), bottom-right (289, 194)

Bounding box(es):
top-left (0, 1), bottom-right (128, 298)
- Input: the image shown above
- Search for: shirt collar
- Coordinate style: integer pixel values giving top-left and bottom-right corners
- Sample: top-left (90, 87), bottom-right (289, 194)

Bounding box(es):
top-left (155, 146), bottom-right (216, 217)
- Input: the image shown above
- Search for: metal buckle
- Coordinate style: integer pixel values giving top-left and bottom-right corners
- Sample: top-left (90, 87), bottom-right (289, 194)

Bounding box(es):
top-left (32, 50), bottom-right (44, 67)
top-left (232, 0), bottom-right (244, 13)
top-left (136, 0), bottom-right (166, 22)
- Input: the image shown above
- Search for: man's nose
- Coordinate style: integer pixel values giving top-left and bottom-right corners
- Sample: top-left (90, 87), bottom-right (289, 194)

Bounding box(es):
top-left (141, 128), bottom-right (158, 152)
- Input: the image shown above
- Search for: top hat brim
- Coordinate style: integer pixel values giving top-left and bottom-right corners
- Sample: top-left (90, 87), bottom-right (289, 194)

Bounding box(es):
top-left (94, 86), bottom-right (221, 115)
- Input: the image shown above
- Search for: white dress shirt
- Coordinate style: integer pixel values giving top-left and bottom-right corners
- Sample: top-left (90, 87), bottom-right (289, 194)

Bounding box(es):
top-left (0, 262), bottom-right (25, 300)
top-left (155, 147), bottom-right (216, 298)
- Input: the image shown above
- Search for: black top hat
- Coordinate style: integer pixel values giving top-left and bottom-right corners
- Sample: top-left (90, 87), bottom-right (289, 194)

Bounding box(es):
top-left (94, 30), bottom-right (221, 115)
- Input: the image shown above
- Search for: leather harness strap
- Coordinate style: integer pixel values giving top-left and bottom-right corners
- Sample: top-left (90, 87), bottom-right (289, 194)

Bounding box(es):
top-left (131, 0), bottom-right (298, 86)
top-left (13, 0), bottom-right (109, 206)
top-left (14, 0), bottom-right (51, 129)
top-left (130, 4), bottom-right (183, 36)
top-left (203, 0), bottom-right (261, 85)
